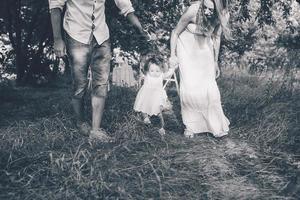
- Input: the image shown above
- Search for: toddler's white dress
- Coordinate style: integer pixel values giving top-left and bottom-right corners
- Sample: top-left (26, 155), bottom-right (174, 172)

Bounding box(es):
top-left (134, 74), bottom-right (168, 116)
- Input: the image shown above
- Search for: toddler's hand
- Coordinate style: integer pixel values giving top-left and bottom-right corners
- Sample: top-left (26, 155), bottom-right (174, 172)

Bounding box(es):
top-left (169, 56), bottom-right (179, 68)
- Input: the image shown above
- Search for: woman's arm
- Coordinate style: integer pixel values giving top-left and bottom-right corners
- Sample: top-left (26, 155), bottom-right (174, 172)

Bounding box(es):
top-left (212, 24), bottom-right (222, 62)
top-left (212, 24), bottom-right (222, 78)
top-left (170, 6), bottom-right (196, 60)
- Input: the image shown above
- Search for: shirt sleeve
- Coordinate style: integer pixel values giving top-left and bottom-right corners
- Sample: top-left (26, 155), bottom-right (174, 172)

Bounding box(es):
top-left (114, 0), bottom-right (135, 17)
top-left (48, 0), bottom-right (67, 11)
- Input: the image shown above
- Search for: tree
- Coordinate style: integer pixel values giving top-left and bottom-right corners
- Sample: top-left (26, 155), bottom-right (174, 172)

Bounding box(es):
top-left (3, 0), bottom-right (24, 83)
top-left (0, 0), bottom-right (299, 84)
top-left (1, 0), bottom-right (53, 84)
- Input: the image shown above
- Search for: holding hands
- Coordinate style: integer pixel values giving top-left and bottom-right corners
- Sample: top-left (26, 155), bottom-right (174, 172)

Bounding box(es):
top-left (140, 28), bottom-right (152, 42)
top-left (169, 56), bottom-right (179, 69)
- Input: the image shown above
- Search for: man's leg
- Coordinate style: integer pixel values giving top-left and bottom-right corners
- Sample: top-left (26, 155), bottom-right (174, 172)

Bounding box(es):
top-left (90, 39), bottom-right (111, 131)
top-left (71, 98), bottom-right (84, 121)
top-left (91, 96), bottom-right (106, 130)
top-left (65, 34), bottom-right (90, 128)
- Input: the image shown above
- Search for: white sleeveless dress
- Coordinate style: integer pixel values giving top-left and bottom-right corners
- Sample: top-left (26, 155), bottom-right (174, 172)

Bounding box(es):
top-left (177, 23), bottom-right (230, 137)
top-left (134, 74), bottom-right (168, 116)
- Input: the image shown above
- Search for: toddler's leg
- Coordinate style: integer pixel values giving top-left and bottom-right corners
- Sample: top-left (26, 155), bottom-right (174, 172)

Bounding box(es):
top-left (158, 107), bottom-right (166, 135)
top-left (142, 113), bottom-right (151, 124)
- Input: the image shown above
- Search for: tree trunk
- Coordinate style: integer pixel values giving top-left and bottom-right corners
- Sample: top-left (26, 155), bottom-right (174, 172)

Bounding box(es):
top-left (14, 0), bottom-right (25, 83)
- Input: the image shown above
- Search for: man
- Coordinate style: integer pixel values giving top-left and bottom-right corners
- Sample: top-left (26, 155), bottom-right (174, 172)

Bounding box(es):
top-left (48, 0), bottom-right (149, 142)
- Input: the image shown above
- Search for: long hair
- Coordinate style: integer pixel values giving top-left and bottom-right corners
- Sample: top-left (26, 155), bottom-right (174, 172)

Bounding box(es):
top-left (196, 0), bottom-right (231, 40)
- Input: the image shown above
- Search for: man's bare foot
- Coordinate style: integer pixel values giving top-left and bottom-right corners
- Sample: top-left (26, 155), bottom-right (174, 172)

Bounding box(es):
top-left (89, 129), bottom-right (113, 143)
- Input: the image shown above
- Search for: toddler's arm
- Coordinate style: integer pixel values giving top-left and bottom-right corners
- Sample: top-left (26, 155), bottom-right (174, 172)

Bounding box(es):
top-left (163, 65), bottom-right (178, 79)
top-left (139, 72), bottom-right (146, 79)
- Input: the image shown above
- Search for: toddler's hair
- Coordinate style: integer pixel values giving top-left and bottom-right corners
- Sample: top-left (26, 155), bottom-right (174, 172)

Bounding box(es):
top-left (143, 56), bottom-right (163, 73)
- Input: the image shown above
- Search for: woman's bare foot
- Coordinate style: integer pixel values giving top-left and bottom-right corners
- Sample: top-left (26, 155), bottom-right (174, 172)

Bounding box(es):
top-left (214, 131), bottom-right (228, 138)
top-left (184, 129), bottom-right (194, 138)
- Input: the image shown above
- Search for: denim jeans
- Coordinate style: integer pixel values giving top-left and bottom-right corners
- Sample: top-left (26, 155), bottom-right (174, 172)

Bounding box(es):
top-left (65, 33), bottom-right (111, 99)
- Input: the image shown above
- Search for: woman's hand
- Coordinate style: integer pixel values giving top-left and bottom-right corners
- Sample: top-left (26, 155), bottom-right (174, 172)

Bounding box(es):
top-left (215, 62), bottom-right (220, 79)
top-left (169, 56), bottom-right (179, 68)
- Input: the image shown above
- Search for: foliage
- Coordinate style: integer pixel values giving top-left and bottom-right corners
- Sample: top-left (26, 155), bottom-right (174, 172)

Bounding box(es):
top-left (0, 34), bottom-right (14, 74)
top-left (107, 0), bottom-right (184, 62)
top-left (221, 0), bottom-right (300, 72)
top-left (0, 0), bottom-right (56, 84)
top-left (0, 0), bottom-right (299, 84)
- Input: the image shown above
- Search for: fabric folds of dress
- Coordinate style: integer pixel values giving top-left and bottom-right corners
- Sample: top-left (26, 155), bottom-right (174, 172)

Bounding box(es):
top-left (177, 24), bottom-right (229, 137)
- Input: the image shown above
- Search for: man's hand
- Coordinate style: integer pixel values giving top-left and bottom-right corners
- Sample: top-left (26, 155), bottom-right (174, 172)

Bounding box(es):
top-left (53, 38), bottom-right (67, 58)
top-left (126, 13), bottom-right (154, 42)
top-left (50, 8), bottom-right (66, 58)
top-left (215, 62), bottom-right (220, 79)
top-left (140, 29), bottom-right (152, 41)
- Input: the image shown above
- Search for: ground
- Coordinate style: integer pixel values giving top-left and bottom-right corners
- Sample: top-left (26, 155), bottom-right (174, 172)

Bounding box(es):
top-left (0, 72), bottom-right (299, 199)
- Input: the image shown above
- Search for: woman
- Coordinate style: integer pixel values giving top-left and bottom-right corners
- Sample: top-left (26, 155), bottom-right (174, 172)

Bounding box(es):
top-left (169, 0), bottom-right (231, 138)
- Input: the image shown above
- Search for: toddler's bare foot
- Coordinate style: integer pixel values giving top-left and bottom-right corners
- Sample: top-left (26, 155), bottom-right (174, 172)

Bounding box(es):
top-left (158, 128), bottom-right (166, 136)
top-left (143, 117), bottom-right (151, 124)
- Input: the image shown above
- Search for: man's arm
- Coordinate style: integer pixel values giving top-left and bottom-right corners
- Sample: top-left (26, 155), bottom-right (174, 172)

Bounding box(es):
top-left (126, 13), bottom-right (149, 39)
top-left (114, 0), bottom-right (149, 40)
top-left (48, 0), bottom-right (67, 57)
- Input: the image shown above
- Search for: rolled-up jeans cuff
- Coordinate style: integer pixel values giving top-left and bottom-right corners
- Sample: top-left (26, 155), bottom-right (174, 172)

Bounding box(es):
top-left (90, 39), bottom-right (111, 98)
top-left (65, 33), bottom-right (90, 100)
top-left (73, 87), bottom-right (87, 99)
top-left (92, 84), bottom-right (108, 98)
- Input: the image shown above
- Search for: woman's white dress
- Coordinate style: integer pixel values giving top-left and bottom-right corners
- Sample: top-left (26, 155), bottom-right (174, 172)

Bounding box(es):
top-left (134, 74), bottom-right (168, 116)
top-left (177, 23), bottom-right (229, 137)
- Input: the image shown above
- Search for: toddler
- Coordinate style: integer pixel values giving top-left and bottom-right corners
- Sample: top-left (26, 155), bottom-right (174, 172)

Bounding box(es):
top-left (134, 57), bottom-right (177, 135)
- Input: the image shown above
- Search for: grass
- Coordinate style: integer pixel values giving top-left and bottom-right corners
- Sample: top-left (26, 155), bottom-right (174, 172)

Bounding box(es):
top-left (0, 72), bottom-right (299, 199)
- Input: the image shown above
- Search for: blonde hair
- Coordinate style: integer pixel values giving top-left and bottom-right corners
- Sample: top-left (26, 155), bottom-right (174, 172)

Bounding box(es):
top-left (196, 0), bottom-right (231, 40)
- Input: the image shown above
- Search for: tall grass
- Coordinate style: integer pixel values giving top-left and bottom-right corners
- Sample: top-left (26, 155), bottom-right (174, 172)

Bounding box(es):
top-left (0, 72), bottom-right (299, 199)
